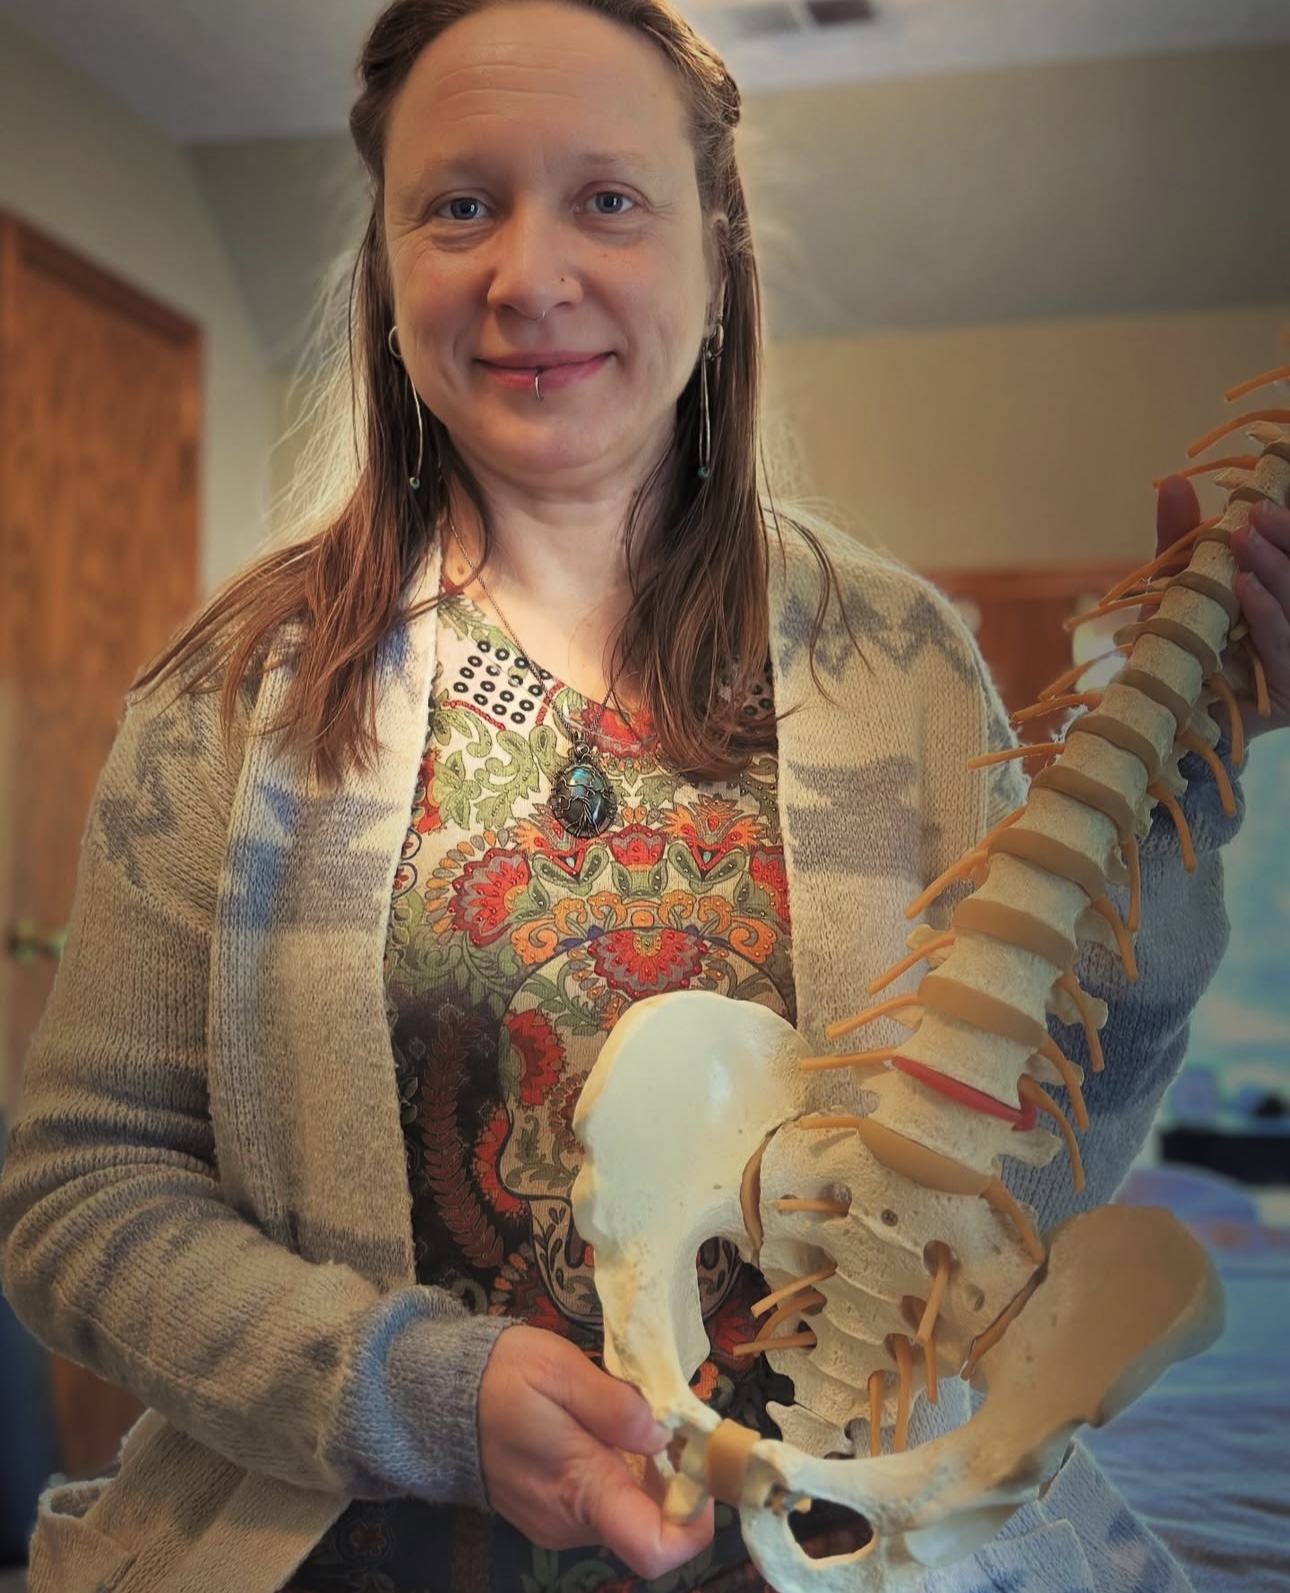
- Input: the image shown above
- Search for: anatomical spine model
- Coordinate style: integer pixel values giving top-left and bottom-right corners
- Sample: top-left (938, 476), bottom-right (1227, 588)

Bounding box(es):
top-left (571, 352), bottom-right (1290, 1592)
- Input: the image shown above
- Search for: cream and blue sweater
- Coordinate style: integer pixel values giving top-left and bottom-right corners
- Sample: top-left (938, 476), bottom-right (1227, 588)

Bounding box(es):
top-left (0, 528), bottom-right (1240, 1592)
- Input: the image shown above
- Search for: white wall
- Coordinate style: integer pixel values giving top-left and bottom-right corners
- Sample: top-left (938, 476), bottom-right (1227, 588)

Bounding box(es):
top-left (0, 14), bottom-right (276, 591)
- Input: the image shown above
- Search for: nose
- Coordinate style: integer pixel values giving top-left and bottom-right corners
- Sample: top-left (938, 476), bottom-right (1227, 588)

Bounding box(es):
top-left (485, 202), bottom-right (582, 323)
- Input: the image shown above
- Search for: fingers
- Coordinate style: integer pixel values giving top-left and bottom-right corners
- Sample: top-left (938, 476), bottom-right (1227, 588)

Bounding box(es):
top-left (640, 1452), bottom-right (670, 1509)
top-left (478, 1325), bottom-right (715, 1578)
top-left (1155, 473), bottom-right (1202, 559)
top-left (1233, 499), bottom-right (1290, 602)
top-left (577, 1464), bottom-right (716, 1579)
top-left (1153, 479), bottom-right (1290, 738)
top-left (1232, 501), bottom-right (1290, 727)
top-left (551, 1338), bottom-right (669, 1456)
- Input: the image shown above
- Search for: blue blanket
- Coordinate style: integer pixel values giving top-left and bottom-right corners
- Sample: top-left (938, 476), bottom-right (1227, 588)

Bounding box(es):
top-left (1086, 1169), bottom-right (1290, 1592)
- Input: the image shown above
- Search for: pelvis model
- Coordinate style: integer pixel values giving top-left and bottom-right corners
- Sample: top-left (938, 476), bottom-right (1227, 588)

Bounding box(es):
top-left (572, 354), bottom-right (1290, 1591)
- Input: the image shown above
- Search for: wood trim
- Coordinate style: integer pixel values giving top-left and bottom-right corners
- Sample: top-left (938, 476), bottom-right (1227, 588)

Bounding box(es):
top-left (0, 218), bottom-right (203, 1119)
top-left (922, 562), bottom-right (1138, 601)
top-left (0, 210), bottom-right (201, 348)
top-left (0, 211), bottom-right (203, 652)
top-left (174, 310), bottom-right (203, 601)
top-left (919, 560), bottom-right (1145, 717)
top-left (0, 216), bottom-right (203, 1454)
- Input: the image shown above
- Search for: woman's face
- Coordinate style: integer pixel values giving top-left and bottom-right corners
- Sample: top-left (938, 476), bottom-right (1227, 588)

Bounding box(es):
top-left (382, 1), bottom-right (718, 501)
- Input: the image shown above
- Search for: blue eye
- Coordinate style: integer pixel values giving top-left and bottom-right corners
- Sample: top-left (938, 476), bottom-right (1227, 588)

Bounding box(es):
top-left (590, 191), bottom-right (634, 215)
top-left (442, 196), bottom-right (486, 221)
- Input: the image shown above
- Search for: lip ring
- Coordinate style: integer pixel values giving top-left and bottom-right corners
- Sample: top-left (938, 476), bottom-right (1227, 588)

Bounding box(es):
top-left (479, 352), bottom-right (611, 397)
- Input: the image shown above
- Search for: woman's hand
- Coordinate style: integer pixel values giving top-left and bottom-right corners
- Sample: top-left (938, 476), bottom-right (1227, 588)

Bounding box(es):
top-left (1155, 473), bottom-right (1290, 740)
top-left (478, 1325), bottom-right (715, 1577)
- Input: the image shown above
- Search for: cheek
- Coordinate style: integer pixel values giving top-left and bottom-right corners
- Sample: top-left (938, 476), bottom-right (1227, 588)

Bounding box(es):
top-left (385, 232), bottom-right (422, 324)
top-left (667, 248), bottom-right (715, 356)
top-left (623, 271), bottom-right (707, 375)
top-left (399, 245), bottom-right (474, 333)
top-left (399, 260), bottom-right (482, 396)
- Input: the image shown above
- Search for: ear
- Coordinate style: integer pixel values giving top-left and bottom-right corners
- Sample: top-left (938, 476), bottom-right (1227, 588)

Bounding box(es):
top-left (703, 211), bottom-right (729, 332)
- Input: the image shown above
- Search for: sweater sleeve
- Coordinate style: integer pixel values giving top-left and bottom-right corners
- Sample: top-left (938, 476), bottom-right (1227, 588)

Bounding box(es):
top-left (1010, 739), bottom-right (1242, 1228)
top-left (0, 675), bottom-right (511, 1508)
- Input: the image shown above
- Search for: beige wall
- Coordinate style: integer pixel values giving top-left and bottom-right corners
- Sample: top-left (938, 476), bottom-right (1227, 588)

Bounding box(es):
top-left (0, 14), bottom-right (276, 591)
top-left (766, 304), bottom-right (1290, 571)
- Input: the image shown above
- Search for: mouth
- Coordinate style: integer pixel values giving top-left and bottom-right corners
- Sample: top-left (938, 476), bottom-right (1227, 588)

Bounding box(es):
top-left (479, 352), bottom-right (612, 392)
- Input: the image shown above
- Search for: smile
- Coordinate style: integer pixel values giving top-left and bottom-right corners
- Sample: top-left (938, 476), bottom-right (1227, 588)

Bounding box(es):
top-left (479, 353), bottom-right (612, 393)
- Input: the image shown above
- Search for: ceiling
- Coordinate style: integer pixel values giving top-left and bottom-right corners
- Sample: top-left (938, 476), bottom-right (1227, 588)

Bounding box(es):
top-left (1, 0), bottom-right (1289, 141)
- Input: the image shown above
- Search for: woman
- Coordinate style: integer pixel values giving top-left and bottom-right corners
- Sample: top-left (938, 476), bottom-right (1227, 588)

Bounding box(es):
top-left (2, 2), bottom-right (1288, 1591)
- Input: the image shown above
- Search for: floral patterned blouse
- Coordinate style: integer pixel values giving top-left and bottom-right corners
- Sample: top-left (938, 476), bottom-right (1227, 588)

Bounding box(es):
top-left (293, 589), bottom-right (817, 1593)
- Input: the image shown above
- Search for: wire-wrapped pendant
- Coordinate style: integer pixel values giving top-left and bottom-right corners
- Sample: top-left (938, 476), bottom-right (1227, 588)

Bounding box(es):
top-left (551, 741), bottom-right (617, 838)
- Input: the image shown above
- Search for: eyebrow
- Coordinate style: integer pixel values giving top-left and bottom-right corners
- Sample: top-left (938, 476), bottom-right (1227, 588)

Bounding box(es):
top-left (414, 148), bottom-right (664, 185)
top-left (576, 151), bottom-right (660, 173)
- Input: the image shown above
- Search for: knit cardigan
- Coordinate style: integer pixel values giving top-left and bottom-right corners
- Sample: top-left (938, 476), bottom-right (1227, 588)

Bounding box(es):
top-left (0, 526), bottom-right (1238, 1593)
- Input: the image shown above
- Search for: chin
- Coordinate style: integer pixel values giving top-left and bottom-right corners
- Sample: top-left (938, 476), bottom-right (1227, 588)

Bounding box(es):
top-left (475, 417), bottom-right (650, 482)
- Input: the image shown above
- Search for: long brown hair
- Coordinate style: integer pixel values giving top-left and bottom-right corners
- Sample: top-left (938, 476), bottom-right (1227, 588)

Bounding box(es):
top-left (142, 0), bottom-right (832, 782)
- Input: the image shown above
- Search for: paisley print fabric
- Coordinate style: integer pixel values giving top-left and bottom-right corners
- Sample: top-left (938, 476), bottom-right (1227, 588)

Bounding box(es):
top-left (294, 592), bottom-right (821, 1592)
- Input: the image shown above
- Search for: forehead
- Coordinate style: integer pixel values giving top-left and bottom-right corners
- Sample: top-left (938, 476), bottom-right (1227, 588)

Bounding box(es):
top-left (385, 2), bottom-right (694, 177)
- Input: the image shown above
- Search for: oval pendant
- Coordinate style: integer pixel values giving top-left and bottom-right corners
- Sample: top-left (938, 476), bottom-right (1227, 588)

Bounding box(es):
top-left (551, 744), bottom-right (617, 839)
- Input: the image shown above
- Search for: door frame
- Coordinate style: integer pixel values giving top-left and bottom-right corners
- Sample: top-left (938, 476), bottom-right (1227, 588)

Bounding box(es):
top-left (0, 211), bottom-right (202, 1119)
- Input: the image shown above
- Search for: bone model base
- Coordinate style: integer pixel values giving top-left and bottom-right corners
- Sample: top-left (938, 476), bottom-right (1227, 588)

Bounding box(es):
top-left (572, 361), bottom-right (1290, 1590)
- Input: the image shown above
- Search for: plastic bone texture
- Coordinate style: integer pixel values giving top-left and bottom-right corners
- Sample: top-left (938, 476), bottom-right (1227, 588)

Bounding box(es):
top-left (572, 359), bottom-right (1290, 1591)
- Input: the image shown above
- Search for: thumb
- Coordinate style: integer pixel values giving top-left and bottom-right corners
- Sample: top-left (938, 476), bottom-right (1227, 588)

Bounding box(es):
top-left (553, 1350), bottom-right (670, 1457)
top-left (1155, 472), bottom-right (1202, 559)
top-left (580, 1459), bottom-right (717, 1579)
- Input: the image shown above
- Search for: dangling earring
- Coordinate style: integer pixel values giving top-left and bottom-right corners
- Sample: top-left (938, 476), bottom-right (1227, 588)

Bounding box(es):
top-left (697, 321), bottom-right (723, 482)
top-left (407, 376), bottom-right (425, 493)
top-left (388, 324), bottom-right (425, 493)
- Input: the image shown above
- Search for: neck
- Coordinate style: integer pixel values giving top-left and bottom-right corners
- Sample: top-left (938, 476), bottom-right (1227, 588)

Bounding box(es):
top-left (442, 472), bottom-right (671, 710)
top-left (455, 495), bottom-right (634, 616)
top-left (446, 414), bottom-right (676, 609)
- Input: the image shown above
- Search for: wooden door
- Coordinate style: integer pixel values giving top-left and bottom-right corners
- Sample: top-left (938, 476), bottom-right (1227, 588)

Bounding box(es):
top-left (0, 213), bottom-right (201, 1478)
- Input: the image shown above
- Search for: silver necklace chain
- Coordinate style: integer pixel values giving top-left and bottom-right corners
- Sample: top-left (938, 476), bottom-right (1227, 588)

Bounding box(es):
top-left (445, 519), bottom-right (621, 839)
top-left (446, 518), bottom-right (610, 749)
